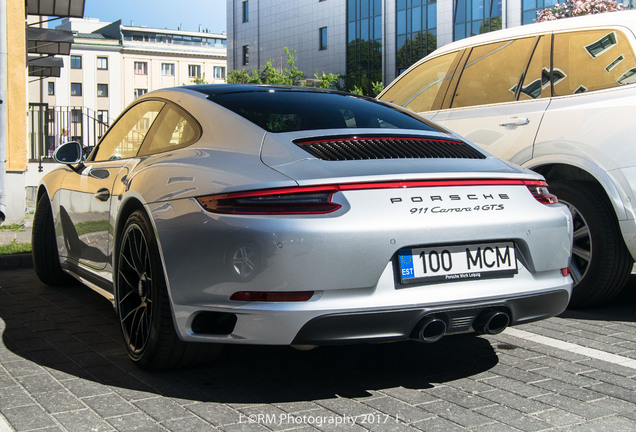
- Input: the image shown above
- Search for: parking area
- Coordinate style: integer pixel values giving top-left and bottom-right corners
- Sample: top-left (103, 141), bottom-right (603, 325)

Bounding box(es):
top-left (1, 267), bottom-right (635, 431)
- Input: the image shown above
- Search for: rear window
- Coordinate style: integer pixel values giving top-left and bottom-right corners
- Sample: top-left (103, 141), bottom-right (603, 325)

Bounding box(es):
top-left (208, 90), bottom-right (438, 133)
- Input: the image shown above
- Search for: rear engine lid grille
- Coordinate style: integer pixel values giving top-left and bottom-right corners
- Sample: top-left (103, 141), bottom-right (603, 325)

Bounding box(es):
top-left (294, 136), bottom-right (487, 161)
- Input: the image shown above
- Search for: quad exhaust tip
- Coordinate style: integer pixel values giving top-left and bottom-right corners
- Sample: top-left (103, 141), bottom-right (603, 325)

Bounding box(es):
top-left (475, 310), bottom-right (510, 335)
top-left (415, 316), bottom-right (447, 343)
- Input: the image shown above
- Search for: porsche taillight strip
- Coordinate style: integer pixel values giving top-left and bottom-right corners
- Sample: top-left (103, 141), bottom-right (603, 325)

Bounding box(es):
top-left (196, 179), bottom-right (557, 215)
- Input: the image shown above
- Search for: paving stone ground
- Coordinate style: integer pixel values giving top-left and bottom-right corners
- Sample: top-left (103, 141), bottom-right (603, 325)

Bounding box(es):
top-left (1, 268), bottom-right (635, 431)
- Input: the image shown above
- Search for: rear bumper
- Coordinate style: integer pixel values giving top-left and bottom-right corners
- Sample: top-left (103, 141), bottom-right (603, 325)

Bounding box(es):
top-left (291, 289), bottom-right (569, 345)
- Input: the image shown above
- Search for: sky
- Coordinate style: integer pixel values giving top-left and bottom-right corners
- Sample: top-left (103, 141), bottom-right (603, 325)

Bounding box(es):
top-left (83, 0), bottom-right (227, 34)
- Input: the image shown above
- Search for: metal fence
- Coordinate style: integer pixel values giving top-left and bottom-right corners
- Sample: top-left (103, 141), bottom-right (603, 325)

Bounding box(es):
top-left (27, 104), bottom-right (111, 162)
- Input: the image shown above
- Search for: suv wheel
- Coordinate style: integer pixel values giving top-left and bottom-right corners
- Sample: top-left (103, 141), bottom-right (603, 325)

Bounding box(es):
top-left (549, 181), bottom-right (633, 307)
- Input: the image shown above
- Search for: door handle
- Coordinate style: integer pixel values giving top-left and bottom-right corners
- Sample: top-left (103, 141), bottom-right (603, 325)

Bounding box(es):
top-left (499, 117), bottom-right (530, 127)
top-left (95, 188), bottom-right (110, 202)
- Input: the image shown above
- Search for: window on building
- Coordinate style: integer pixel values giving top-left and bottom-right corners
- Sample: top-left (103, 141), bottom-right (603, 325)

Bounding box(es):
top-left (522, 0), bottom-right (557, 24)
top-left (454, 0), bottom-right (502, 41)
top-left (70, 82), bottom-right (82, 96)
top-left (319, 27), bottom-right (328, 50)
top-left (134, 88), bottom-right (148, 99)
top-left (214, 66), bottom-right (226, 79)
top-left (97, 110), bottom-right (109, 124)
top-left (242, 0), bottom-right (249, 22)
top-left (97, 84), bottom-right (109, 97)
top-left (47, 82), bottom-right (54, 96)
top-left (70, 55), bottom-right (82, 69)
top-left (396, 0), bottom-right (438, 74)
top-left (134, 61), bottom-right (148, 75)
top-left (161, 63), bottom-right (175, 76)
top-left (346, 0), bottom-right (382, 93)
top-left (97, 56), bottom-right (108, 70)
top-left (242, 45), bottom-right (250, 66)
top-left (71, 109), bottom-right (82, 123)
top-left (188, 64), bottom-right (202, 78)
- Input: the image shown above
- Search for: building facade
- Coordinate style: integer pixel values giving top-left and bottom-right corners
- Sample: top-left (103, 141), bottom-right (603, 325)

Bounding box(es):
top-left (227, 0), bottom-right (575, 90)
top-left (24, 18), bottom-right (227, 220)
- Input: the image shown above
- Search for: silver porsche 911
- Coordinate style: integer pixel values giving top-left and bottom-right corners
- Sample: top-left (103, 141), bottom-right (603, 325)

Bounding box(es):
top-left (33, 85), bottom-right (573, 369)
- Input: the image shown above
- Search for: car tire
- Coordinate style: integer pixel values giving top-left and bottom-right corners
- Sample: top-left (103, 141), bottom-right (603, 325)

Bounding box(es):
top-left (549, 181), bottom-right (633, 308)
top-left (32, 194), bottom-right (75, 286)
top-left (115, 210), bottom-right (221, 369)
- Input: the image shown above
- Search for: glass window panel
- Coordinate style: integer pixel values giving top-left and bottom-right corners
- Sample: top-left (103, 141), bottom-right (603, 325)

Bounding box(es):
top-left (374, 16), bottom-right (382, 39)
top-left (397, 10), bottom-right (407, 34)
top-left (428, 4), bottom-right (437, 28)
top-left (519, 36), bottom-right (551, 100)
top-left (361, 0), bottom-right (369, 17)
top-left (553, 29), bottom-right (636, 96)
top-left (413, 6), bottom-right (422, 31)
top-left (348, 22), bottom-right (357, 42)
top-left (455, 0), bottom-right (466, 23)
top-left (361, 18), bottom-right (369, 40)
top-left (348, 0), bottom-right (356, 20)
top-left (452, 37), bottom-right (536, 108)
top-left (382, 51), bottom-right (459, 112)
top-left (94, 101), bottom-right (164, 161)
top-left (139, 106), bottom-right (200, 156)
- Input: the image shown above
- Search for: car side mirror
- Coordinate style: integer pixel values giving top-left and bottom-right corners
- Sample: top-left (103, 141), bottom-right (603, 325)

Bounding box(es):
top-left (54, 141), bottom-right (82, 165)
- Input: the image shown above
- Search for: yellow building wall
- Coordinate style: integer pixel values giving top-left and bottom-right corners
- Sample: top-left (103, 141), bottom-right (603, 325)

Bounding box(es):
top-left (6, 0), bottom-right (26, 172)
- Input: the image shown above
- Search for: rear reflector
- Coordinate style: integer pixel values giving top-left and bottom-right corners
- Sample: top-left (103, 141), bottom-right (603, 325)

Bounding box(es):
top-left (561, 268), bottom-right (570, 277)
top-left (230, 291), bottom-right (315, 302)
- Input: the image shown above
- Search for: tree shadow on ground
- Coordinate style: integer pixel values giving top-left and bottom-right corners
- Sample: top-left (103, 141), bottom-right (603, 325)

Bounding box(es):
top-left (1, 269), bottom-right (499, 404)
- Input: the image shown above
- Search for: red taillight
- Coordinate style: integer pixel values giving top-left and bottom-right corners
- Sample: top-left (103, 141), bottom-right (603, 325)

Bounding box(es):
top-left (230, 291), bottom-right (315, 302)
top-left (197, 178), bottom-right (558, 215)
top-left (196, 186), bottom-right (341, 215)
top-left (561, 268), bottom-right (570, 277)
top-left (523, 180), bottom-right (558, 205)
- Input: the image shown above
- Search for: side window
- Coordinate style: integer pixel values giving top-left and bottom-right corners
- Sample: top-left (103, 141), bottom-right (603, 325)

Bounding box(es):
top-left (93, 101), bottom-right (164, 161)
top-left (553, 29), bottom-right (636, 96)
top-left (138, 105), bottom-right (201, 156)
top-left (381, 51), bottom-right (459, 112)
top-left (517, 35), bottom-right (552, 101)
top-left (451, 37), bottom-right (537, 108)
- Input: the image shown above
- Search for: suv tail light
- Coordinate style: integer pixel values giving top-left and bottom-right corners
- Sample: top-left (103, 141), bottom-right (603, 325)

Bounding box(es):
top-left (523, 180), bottom-right (558, 205)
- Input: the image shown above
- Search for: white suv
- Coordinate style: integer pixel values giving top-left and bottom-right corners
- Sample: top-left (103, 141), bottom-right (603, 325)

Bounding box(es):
top-left (379, 11), bottom-right (636, 307)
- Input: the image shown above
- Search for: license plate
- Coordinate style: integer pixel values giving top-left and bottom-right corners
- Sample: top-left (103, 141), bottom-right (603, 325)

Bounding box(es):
top-left (398, 242), bottom-right (518, 285)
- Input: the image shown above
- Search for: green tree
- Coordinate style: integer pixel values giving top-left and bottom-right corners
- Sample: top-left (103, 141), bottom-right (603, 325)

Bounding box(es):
top-left (314, 71), bottom-right (340, 89)
top-left (396, 31), bottom-right (438, 74)
top-left (228, 47), bottom-right (305, 85)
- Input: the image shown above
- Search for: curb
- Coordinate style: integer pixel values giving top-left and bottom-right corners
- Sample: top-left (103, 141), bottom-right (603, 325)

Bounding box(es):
top-left (0, 253), bottom-right (33, 270)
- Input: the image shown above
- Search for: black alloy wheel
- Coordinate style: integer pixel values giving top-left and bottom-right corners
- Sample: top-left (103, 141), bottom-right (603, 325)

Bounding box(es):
top-left (115, 210), bottom-right (222, 369)
top-left (117, 218), bottom-right (154, 360)
top-left (549, 181), bottom-right (633, 308)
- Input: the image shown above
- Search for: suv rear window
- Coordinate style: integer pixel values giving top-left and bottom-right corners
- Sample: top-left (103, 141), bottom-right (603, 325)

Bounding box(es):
top-left (208, 90), bottom-right (438, 133)
top-left (553, 29), bottom-right (636, 96)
